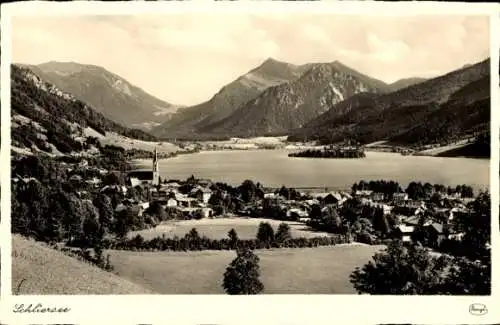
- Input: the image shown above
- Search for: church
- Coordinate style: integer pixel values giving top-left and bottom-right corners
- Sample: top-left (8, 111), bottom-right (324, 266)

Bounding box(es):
top-left (126, 147), bottom-right (160, 187)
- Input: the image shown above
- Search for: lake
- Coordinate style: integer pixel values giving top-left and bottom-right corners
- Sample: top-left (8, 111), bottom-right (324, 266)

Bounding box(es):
top-left (133, 150), bottom-right (490, 192)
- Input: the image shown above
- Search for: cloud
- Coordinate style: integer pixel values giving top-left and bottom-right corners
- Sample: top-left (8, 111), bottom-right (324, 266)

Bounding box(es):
top-left (11, 14), bottom-right (490, 105)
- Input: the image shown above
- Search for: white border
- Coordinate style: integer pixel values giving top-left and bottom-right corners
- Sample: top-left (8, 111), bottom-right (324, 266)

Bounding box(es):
top-left (1, 2), bottom-right (500, 325)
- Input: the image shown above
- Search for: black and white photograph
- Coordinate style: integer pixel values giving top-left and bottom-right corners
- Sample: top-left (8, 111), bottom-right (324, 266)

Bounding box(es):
top-left (1, 2), bottom-right (498, 324)
top-left (7, 8), bottom-right (493, 298)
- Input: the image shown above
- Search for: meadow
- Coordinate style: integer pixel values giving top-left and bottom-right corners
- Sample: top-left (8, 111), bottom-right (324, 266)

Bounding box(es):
top-left (12, 235), bottom-right (152, 295)
top-left (128, 218), bottom-right (333, 240)
top-left (12, 217), bottom-right (383, 295)
top-left (107, 244), bottom-right (384, 294)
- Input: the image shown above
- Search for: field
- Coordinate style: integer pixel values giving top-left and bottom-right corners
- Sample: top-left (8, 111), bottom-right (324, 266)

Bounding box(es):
top-left (128, 217), bottom-right (333, 240)
top-left (84, 127), bottom-right (182, 154)
top-left (107, 244), bottom-right (384, 294)
top-left (12, 235), bottom-right (153, 295)
top-left (12, 217), bottom-right (384, 295)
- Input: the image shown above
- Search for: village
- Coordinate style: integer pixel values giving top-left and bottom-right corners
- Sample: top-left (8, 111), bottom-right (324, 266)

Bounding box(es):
top-left (12, 146), bottom-right (479, 253)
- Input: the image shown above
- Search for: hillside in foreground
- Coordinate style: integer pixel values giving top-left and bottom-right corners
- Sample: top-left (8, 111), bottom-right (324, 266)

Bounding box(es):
top-left (12, 235), bottom-right (153, 295)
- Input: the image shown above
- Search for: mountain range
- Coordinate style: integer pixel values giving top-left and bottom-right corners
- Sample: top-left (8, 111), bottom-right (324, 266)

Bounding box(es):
top-left (22, 61), bottom-right (182, 131)
top-left (15, 56), bottom-right (490, 151)
top-left (289, 58), bottom-right (490, 145)
top-left (150, 58), bottom-right (415, 139)
top-left (11, 64), bottom-right (156, 156)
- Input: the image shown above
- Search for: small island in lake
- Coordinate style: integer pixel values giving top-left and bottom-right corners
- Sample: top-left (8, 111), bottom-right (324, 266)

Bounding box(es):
top-left (288, 145), bottom-right (366, 159)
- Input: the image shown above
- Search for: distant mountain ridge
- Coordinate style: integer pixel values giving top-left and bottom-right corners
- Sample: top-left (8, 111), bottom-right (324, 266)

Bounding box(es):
top-left (11, 64), bottom-right (156, 156)
top-left (289, 58), bottom-right (490, 146)
top-left (388, 77), bottom-right (428, 92)
top-left (23, 61), bottom-right (181, 131)
top-left (151, 58), bottom-right (315, 139)
top-left (151, 58), bottom-right (391, 139)
top-left (197, 61), bottom-right (389, 137)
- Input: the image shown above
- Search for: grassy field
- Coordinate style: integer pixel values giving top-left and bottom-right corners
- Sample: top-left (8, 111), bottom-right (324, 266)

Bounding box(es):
top-left (84, 127), bottom-right (181, 154)
top-left (128, 218), bottom-right (333, 240)
top-left (12, 235), bottom-right (153, 295)
top-left (107, 244), bottom-right (383, 294)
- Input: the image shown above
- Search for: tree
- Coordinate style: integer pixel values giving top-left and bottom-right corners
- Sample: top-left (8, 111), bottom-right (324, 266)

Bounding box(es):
top-left (228, 228), bottom-right (239, 249)
top-left (441, 256), bottom-right (491, 295)
top-left (82, 216), bottom-right (103, 248)
top-left (322, 206), bottom-right (342, 232)
top-left (185, 227), bottom-right (201, 241)
top-left (103, 172), bottom-right (121, 186)
top-left (146, 201), bottom-right (167, 221)
top-left (457, 191), bottom-right (490, 261)
top-left (93, 194), bottom-right (114, 234)
top-left (256, 222), bottom-right (274, 244)
top-left (239, 180), bottom-right (259, 202)
top-left (113, 207), bottom-right (135, 239)
top-left (309, 204), bottom-right (322, 221)
top-left (350, 240), bottom-right (451, 294)
top-left (222, 248), bottom-right (264, 295)
top-left (372, 207), bottom-right (390, 236)
top-left (275, 222), bottom-right (292, 243)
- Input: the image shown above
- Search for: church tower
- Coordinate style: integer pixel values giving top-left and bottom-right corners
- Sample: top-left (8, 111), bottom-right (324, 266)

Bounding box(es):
top-left (152, 147), bottom-right (160, 186)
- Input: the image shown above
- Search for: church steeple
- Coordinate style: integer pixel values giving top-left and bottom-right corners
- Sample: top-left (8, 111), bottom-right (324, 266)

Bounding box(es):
top-left (152, 147), bottom-right (159, 185)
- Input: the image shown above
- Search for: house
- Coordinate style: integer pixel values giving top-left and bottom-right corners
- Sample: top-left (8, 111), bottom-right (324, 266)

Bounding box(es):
top-left (178, 197), bottom-right (198, 208)
top-left (174, 192), bottom-right (187, 201)
top-left (85, 177), bottom-right (101, 187)
top-left (426, 223), bottom-right (446, 247)
top-left (197, 179), bottom-right (212, 187)
top-left (114, 203), bottom-right (128, 213)
top-left (127, 170), bottom-right (156, 187)
top-left (393, 192), bottom-right (409, 205)
top-left (166, 198), bottom-right (178, 208)
top-left (340, 191), bottom-right (353, 200)
top-left (394, 225), bottom-right (415, 242)
top-left (69, 174), bottom-right (83, 183)
top-left (264, 193), bottom-right (278, 199)
top-left (303, 199), bottom-right (320, 207)
top-left (152, 189), bottom-right (168, 199)
top-left (194, 188), bottom-right (212, 204)
top-left (355, 190), bottom-right (373, 198)
top-left (100, 185), bottom-right (128, 195)
top-left (138, 201), bottom-right (150, 210)
top-left (402, 215), bottom-right (421, 227)
top-left (163, 182), bottom-right (181, 191)
top-left (286, 207), bottom-right (309, 220)
top-left (309, 192), bottom-right (330, 200)
top-left (380, 204), bottom-right (393, 215)
top-left (448, 232), bottom-right (465, 241)
top-left (324, 192), bottom-right (343, 205)
top-left (370, 192), bottom-right (385, 202)
top-left (200, 207), bottom-right (214, 218)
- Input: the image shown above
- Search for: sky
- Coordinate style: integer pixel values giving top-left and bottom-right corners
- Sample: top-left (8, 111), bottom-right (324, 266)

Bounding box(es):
top-left (12, 14), bottom-right (490, 106)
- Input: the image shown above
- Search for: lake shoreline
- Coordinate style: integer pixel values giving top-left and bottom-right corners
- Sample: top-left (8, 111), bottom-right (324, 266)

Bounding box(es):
top-left (129, 150), bottom-right (489, 193)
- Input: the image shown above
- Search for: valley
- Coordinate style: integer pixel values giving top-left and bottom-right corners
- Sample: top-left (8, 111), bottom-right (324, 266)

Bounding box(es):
top-left (10, 42), bottom-right (491, 298)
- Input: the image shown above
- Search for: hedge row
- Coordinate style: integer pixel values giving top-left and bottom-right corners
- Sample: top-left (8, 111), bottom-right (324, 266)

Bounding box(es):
top-left (102, 234), bottom-right (352, 252)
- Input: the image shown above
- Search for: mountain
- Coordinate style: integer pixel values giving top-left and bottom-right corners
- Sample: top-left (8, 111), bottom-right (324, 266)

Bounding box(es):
top-left (151, 58), bottom-right (316, 140)
top-left (11, 64), bottom-right (157, 155)
top-left (388, 77), bottom-right (427, 92)
top-left (152, 59), bottom-right (391, 139)
top-left (198, 61), bottom-right (389, 137)
top-left (289, 58), bottom-right (490, 146)
top-left (23, 61), bottom-right (181, 130)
